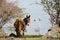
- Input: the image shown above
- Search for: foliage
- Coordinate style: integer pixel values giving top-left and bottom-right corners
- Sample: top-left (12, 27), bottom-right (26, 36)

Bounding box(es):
top-left (0, 0), bottom-right (24, 25)
top-left (41, 0), bottom-right (60, 26)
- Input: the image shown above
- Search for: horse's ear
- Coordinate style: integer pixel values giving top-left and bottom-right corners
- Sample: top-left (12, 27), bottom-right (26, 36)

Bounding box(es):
top-left (26, 15), bottom-right (30, 18)
top-left (29, 15), bottom-right (30, 17)
top-left (26, 15), bottom-right (28, 17)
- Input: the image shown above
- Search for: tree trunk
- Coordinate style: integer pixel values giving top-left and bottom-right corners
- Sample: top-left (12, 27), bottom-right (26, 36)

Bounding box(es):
top-left (56, 10), bottom-right (59, 24)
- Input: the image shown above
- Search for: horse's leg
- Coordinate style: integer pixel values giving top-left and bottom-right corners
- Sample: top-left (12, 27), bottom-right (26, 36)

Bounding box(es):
top-left (18, 31), bottom-right (22, 36)
top-left (22, 30), bottom-right (24, 36)
top-left (15, 30), bottom-right (21, 37)
top-left (15, 30), bottom-right (19, 37)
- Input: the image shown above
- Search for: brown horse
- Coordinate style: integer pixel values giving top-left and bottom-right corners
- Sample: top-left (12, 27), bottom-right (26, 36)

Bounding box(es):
top-left (14, 15), bottom-right (30, 37)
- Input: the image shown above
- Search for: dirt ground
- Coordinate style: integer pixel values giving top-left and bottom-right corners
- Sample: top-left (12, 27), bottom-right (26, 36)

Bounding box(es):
top-left (0, 37), bottom-right (41, 40)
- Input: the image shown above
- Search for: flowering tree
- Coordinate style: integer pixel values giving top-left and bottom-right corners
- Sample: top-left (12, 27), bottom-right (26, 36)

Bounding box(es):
top-left (0, 0), bottom-right (24, 26)
top-left (41, 0), bottom-right (60, 26)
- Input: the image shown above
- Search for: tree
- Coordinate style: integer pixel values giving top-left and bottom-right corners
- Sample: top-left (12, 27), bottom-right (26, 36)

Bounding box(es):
top-left (0, 0), bottom-right (24, 26)
top-left (41, 0), bottom-right (60, 26)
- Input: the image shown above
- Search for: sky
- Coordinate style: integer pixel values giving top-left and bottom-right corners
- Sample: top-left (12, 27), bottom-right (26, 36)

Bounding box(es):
top-left (3, 0), bottom-right (52, 36)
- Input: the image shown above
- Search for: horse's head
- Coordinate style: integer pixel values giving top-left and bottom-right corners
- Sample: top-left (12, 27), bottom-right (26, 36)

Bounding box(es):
top-left (23, 15), bottom-right (30, 26)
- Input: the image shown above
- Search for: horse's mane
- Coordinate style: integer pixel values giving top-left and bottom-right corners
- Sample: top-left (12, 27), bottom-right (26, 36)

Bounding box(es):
top-left (23, 18), bottom-right (27, 25)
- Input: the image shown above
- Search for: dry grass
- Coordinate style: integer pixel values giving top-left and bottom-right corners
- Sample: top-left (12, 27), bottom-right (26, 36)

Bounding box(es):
top-left (0, 37), bottom-right (41, 40)
top-left (42, 24), bottom-right (60, 40)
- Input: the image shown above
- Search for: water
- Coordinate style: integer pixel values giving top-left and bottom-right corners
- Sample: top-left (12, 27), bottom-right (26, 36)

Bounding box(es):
top-left (2, 0), bottom-right (52, 36)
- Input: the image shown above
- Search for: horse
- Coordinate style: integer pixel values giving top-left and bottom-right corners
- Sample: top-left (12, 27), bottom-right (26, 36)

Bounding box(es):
top-left (14, 15), bottom-right (30, 37)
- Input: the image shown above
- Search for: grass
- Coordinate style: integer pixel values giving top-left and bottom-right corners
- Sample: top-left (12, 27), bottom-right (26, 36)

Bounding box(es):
top-left (9, 33), bottom-right (43, 38)
top-left (18, 35), bottom-right (43, 38)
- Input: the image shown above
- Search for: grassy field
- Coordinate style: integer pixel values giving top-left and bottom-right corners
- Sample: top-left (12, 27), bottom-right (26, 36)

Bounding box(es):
top-left (0, 35), bottom-right (42, 40)
top-left (10, 35), bottom-right (42, 38)
top-left (9, 34), bottom-right (43, 38)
